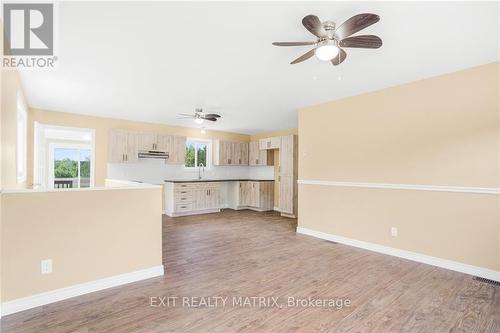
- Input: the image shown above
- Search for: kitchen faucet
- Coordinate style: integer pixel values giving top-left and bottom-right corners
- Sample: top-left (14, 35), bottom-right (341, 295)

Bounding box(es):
top-left (198, 163), bottom-right (205, 180)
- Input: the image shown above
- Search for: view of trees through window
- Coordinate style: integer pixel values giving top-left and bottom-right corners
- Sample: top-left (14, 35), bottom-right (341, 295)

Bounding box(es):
top-left (53, 148), bottom-right (91, 188)
top-left (185, 140), bottom-right (208, 167)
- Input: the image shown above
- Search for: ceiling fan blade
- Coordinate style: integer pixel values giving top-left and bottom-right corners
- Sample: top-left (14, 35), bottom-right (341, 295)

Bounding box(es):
top-left (302, 15), bottom-right (326, 38)
top-left (203, 113), bottom-right (221, 118)
top-left (331, 48), bottom-right (347, 66)
top-left (204, 117), bottom-right (218, 122)
top-left (335, 13), bottom-right (380, 40)
top-left (339, 35), bottom-right (382, 49)
top-left (178, 113), bottom-right (194, 117)
top-left (290, 48), bottom-right (316, 64)
top-left (272, 41), bottom-right (316, 47)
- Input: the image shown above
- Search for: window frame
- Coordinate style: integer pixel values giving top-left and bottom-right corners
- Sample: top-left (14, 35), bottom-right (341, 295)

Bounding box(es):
top-left (184, 138), bottom-right (212, 170)
top-left (16, 92), bottom-right (27, 183)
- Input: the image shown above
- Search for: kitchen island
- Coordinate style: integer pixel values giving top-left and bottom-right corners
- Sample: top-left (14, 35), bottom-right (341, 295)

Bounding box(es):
top-left (164, 179), bottom-right (274, 217)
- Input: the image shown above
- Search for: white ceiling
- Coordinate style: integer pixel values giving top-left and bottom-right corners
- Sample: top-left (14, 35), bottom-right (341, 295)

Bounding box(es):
top-left (20, 1), bottom-right (499, 134)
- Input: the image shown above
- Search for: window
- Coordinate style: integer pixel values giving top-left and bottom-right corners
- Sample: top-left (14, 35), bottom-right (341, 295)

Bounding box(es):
top-left (49, 143), bottom-right (94, 189)
top-left (185, 139), bottom-right (210, 168)
top-left (16, 92), bottom-right (27, 183)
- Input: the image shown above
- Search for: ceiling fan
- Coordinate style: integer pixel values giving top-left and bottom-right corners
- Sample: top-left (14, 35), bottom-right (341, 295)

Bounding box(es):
top-left (177, 108), bottom-right (221, 124)
top-left (272, 13), bottom-right (382, 65)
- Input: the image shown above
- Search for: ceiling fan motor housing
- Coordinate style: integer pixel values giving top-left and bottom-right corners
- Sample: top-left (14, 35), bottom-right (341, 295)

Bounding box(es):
top-left (323, 21), bottom-right (336, 39)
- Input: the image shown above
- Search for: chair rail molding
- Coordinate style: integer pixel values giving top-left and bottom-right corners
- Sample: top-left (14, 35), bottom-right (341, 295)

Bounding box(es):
top-left (297, 180), bottom-right (500, 195)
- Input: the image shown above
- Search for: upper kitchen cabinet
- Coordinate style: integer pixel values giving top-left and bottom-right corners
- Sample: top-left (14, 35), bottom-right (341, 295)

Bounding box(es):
top-left (259, 137), bottom-right (281, 150)
top-left (109, 129), bottom-right (138, 163)
top-left (136, 132), bottom-right (158, 151)
top-left (167, 135), bottom-right (186, 164)
top-left (109, 129), bottom-right (186, 164)
top-left (213, 140), bottom-right (249, 166)
top-left (249, 141), bottom-right (274, 166)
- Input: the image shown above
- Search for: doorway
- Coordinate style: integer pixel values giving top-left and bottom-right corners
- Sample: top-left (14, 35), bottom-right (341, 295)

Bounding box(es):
top-left (33, 123), bottom-right (95, 189)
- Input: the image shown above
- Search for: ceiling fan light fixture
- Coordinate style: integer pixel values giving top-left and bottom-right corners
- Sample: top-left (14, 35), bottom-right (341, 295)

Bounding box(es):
top-left (194, 118), bottom-right (204, 124)
top-left (315, 40), bottom-right (339, 61)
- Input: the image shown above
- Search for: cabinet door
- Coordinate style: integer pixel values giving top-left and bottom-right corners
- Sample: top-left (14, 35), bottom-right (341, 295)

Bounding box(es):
top-left (126, 132), bottom-right (138, 162)
top-left (225, 141), bottom-right (234, 165)
top-left (240, 142), bottom-right (249, 165)
top-left (233, 142), bottom-right (242, 165)
top-left (156, 134), bottom-right (172, 152)
top-left (249, 141), bottom-right (258, 166)
top-left (136, 132), bottom-right (157, 151)
top-left (280, 135), bottom-right (294, 175)
top-left (108, 129), bottom-right (128, 163)
top-left (279, 176), bottom-right (294, 214)
top-left (168, 136), bottom-right (186, 164)
top-left (207, 188), bottom-right (221, 208)
top-left (194, 189), bottom-right (207, 209)
top-left (239, 182), bottom-right (248, 206)
top-left (251, 182), bottom-right (260, 207)
top-left (270, 137), bottom-right (281, 149)
top-left (259, 138), bottom-right (271, 150)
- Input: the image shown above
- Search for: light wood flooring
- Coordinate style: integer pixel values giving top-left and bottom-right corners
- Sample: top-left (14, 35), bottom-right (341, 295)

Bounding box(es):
top-left (2, 209), bottom-right (499, 332)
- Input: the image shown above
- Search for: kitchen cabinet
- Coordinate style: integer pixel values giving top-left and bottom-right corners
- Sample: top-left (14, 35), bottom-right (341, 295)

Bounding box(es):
top-left (168, 135), bottom-right (187, 164)
top-left (249, 141), bottom-right (274, 166)
top-left (213, 140), bottom-right (249, 166)
top-left (108, 129), bottom-right (186, 164)
top-left (279, 135), bottom-right (297, 217)
top-left (164, 182), bottom-right (224, 216)
top-left (238, 181), bottom-right (274, 211)
top-left (136, 132), bottom-right (158, 151)
top-left (259, 137), bottom-right (281, 150)
top-left (108, 129), bottom-right (138, 163)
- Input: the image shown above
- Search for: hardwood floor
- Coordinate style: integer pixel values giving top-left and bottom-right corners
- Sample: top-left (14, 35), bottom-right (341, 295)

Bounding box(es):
top-left (2, 209), bottom-right (499, 332)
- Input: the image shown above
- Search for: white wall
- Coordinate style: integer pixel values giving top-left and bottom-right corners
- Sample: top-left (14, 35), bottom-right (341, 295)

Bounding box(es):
top-left (107, 159), bottom-right (273, 184)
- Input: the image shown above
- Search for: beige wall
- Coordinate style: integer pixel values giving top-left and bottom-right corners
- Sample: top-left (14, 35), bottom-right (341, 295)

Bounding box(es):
top-left (298, 62), bottom-right (500, 271)
top-left (27, 108), bottom-right (251, 187)
top-left (250, 128), bottom-right (298, 207)
top-left (1, 186), bottom-right (163, 301)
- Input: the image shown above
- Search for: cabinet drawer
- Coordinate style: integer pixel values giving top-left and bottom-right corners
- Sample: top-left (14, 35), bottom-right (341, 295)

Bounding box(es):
top-left (175, 203), bottom-right (194, 211)
top-left (174, 195), bottom-right (193, 204)
top-left (174, 183), bottom-right (197, 190)
top-left (174, 189), bottom-right (193, 196)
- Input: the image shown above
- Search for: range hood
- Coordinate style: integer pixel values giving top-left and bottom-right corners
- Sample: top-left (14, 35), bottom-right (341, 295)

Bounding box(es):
top-left (138, 150), bottom-right (169, 159)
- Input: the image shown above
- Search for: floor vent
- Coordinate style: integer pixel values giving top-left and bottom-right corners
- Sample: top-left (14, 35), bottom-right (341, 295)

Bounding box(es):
top-left (473, 276), bottom-right (500, 286)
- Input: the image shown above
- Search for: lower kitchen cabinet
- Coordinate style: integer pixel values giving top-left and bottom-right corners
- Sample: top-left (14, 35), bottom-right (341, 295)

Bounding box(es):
top-left (238, 181), bottom-right (274, 211)
top-left (164, 182), bottom-right (224, 216)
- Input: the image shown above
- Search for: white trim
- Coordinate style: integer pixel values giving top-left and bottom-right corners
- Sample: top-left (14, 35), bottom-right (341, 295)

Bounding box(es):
top-left (1, 265), bottom-right (164, 317)
top-left (297, 180), bottom-right (500, 195)
top-left (296, 227), bottom-right (500, 282)
top-left (273, 206), bottom-right (281, 212)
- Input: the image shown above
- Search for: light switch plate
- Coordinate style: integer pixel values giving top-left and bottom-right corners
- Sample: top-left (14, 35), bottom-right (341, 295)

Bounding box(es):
top-left (41, 259), bottom-right (52, 274)
top-left (391, 227), bottom-right (398, 237)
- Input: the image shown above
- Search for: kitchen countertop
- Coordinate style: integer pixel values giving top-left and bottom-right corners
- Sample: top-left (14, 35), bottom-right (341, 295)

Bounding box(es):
top-left (164, 179), bottom-right (274, 183)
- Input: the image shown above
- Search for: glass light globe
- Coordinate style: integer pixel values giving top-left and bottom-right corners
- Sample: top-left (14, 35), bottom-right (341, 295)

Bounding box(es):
top-left (194, 118), bottom-right (204, 124)
top-left (315, 44), bottom-right (339, 61)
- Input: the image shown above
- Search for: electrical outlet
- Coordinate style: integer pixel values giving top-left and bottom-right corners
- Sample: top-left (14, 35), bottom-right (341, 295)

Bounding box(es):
top-left (391, 227), bottom-right (398, 237)
top-left (41, 259), bottom-right (52, 274)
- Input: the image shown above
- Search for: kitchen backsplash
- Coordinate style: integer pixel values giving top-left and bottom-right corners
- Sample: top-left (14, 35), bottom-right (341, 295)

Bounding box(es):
top-left (107, 159), bottom-right (274, 184)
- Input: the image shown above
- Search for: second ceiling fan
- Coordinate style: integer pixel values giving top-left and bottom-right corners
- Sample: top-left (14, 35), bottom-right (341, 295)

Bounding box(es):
top-left (273, 13), bottom-right (382, 66)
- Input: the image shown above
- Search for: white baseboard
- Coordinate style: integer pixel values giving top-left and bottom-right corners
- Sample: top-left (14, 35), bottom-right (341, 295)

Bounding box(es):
top-left (273, 206), bottom-right (280, 212)
top-left (1, 265), bottom-right (164, 317)
top-left (296, 227), bottom-right (500, 282)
